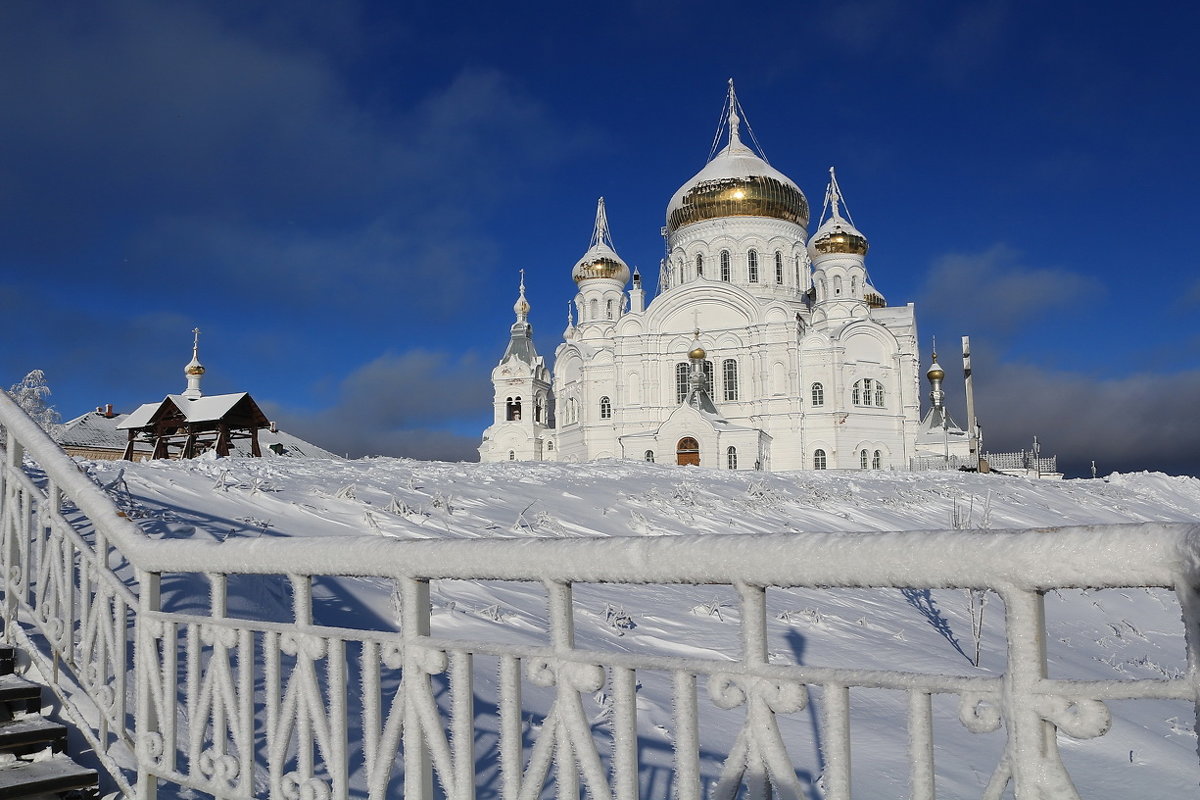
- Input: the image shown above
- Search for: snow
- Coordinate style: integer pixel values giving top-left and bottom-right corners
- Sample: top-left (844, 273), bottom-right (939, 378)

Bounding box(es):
top-left (70, 455), bottom-right (1200, 798)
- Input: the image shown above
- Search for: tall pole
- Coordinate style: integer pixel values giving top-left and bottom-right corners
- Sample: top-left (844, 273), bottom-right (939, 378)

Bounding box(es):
top-left (962, 336), bottom-right (979, 470)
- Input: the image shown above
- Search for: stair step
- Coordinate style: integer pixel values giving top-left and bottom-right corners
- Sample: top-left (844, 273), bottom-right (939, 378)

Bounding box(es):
top-left (0, 755), bottom-right (98, 799)
top-left (0, 674), bottom-right (41, 714)
top-left (0, 715), bottom-right (68, 756)
top-left (0, 644), bottom-right (14, 676)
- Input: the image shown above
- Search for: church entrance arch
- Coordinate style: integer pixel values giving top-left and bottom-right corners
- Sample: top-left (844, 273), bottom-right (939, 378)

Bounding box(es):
top-left (676, 437), bottom-right (700, 466)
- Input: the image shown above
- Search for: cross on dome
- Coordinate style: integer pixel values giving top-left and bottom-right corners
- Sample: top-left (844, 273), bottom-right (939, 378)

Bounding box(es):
top-left (183, 327), bottom-right (206, 398)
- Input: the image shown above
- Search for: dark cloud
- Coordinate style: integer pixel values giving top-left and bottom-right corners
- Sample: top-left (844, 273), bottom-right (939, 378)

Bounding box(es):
top-left (263, 350), bottom-right (490, 460)
top-left (972, 357), bottom-right (1200, 477)
top-left (919, 245), bottom-right (1102, 339)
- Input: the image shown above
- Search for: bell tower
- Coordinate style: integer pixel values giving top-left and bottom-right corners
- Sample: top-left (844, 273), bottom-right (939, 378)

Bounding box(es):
top-left (479, 272), bottom-right (555, 462)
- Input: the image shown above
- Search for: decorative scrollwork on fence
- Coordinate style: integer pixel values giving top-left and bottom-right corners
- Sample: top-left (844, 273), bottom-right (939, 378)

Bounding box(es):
top-left (1037, 695), bottom-right (1112, 739)
top-left (958, 691), bottom-right (1003, 734)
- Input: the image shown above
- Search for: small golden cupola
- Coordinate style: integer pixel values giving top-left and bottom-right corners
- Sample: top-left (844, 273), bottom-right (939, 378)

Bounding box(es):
top-left (572, 197), bottom-right (630, 285)
top-left (182, 327), bottom-right (205, 399)
top-left (808, 167), bottom-right (869, 257)
top-left (665, 80), bottom-right (809, 236)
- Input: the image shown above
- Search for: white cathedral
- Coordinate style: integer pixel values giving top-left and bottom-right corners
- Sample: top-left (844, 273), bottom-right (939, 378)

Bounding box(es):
top-left (480, 83), bottom-right (970, 471)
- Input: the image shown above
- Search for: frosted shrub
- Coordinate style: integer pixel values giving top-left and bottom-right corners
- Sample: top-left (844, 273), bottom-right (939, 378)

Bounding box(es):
top-left (603, 603), bottom-right (636, 634)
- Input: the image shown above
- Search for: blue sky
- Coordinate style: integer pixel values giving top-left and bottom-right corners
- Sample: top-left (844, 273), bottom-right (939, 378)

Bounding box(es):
top-left (1, 1), bottom-right (1197, 476)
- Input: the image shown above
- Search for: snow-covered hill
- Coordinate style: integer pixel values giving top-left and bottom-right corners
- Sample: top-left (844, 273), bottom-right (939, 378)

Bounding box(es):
top-left (85, 456), bottom-right (1200, 797)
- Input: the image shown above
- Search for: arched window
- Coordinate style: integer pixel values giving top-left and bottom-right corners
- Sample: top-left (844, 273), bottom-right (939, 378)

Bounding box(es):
top-left (852, 382), bottom-right (861, 405)
top-left (727, 446), bottom-right (738, 470)
top-left (748, 250), bottom-right (759, 283)
top-left (677, 260), bottom-right (684, 285)
top-left (860, 449), bottom-right (869, 469)
top-left (606, 299), bottom-right (614, 320)
top-left (506, 397), bottom-right (522, 421)
top-left (813, 449), bottom-right (827, 470)
top-left (599, 396), bottom-right (612, 419)
top-left (535, 395), bottom-right (543, 423)
top-left (875, 382), bottom-right (885, 407)
top-left (775, 251), bottom-right (784, 284)
top-left (795, 254), bottom-right (802, 287)
top-left (720, 250), bottom-right (731, 281)
top-left (872, 450), bottom-right (881, 469)
top-left (547, 441), bottom-right (554, 451)
top-left (851, 275), bottom-right (858, 297)
top-left (834, 276), bottom-right (843, 296)
top-left (811, 383), bottom-right (824, 407)
top-left (676, 362), bottom-right (690, 404)
top-left (695, 253), bottom-right (704, 277)
top-left (644, 450), bottom-right (655, 463)
top-left (722, 359), bottom-right (739, 401)
top-left (589, 298), bottom-right (598, 319)
top-left (508, 451), bottom-right (515, 461)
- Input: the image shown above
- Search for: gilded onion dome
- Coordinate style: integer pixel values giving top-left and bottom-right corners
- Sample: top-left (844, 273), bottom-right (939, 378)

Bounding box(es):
top-left (808, 167), bottom-right (869, 257)
top-left (184, 328), bottom-right (205, 376)
top-left (572, 197), bottom-right (630, 285)
top-left (666, 83), bottom-right (808, 235)
top-left (927, 362), bottom-right (945, 381)
top-left (808, 215), bottom-right (869, 257)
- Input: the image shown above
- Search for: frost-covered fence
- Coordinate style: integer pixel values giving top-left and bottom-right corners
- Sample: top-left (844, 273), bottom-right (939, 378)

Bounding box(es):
top-left (984, 450), bottom-right (1058, 475)
top-left (3, 389), bottom-right (1200, 800)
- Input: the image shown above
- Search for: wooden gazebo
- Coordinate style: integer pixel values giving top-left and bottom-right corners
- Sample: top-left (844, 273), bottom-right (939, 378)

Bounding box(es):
top-left (117, 393), bottom-right (270, 460)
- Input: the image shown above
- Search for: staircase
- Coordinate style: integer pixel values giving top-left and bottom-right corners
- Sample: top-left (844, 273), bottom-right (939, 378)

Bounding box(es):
top-left (0, 642), bottom-right (98, 800)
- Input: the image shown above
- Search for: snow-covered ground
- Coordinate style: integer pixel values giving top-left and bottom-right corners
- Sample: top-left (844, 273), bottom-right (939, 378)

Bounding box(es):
top-left (85, 456), bottom-right (1200, 798)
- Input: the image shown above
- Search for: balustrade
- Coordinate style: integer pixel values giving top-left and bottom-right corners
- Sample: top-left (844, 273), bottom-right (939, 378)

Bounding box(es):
top-left (1, 390), bottom-right (1198, 799)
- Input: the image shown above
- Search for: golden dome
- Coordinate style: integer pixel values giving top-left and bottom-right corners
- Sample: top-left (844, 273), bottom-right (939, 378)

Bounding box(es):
top-left (666, 146), bottom-right (808, 235)
top-left (572, 246), bottom-right (630, 284)
top-left (185, 363), bottom-right (205, 376)
top-left (927, 364), bottom-right (945, 381)
top-left (809, 216), bottom-right (869, 256)
top-left (688, 346), bottom-right (707, 360)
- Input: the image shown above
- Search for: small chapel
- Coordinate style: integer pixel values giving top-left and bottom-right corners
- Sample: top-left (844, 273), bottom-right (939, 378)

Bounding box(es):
top-left (480, 82), bottom-right (967, 471)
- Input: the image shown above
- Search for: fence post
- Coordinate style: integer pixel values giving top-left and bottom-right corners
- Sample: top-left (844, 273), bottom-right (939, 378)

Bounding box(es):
top-left (401, 576), bottom-right (433, 800)
top-left (1178, 579), bottom-right (1200, 764)
top-left (1002, 588), bottom-right (1081, 799)
top-left (135, 569), bottom-right (161, 800)
top-left (2, 436), bottom-right (25, 636)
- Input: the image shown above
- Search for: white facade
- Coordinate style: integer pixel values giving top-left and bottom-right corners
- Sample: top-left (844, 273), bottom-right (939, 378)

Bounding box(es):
top-left (481, 85), bottom-right (935, 471)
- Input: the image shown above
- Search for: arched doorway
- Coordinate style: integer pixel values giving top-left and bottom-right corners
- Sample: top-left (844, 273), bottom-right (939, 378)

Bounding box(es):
top-left (676, 437), bottom-right (700, 466)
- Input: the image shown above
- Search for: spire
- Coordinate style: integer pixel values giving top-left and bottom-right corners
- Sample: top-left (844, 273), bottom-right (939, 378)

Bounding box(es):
top-left (822, 166), bottom-right (855, 226)
top-left (726, 78), bottom-right (743, 150)
top-left (513, 268), bottom-right (530, 323)
top-left (182, 327), bottom-right (205, 399)
top-left (590, 197), bottom-right (615, 251)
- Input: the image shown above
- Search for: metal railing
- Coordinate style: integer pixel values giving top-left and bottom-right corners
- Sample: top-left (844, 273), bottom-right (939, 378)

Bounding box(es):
top-left (983, 450), bottom-right (1058, 475)
top-left (2, 388), bottom-right (1199, 799)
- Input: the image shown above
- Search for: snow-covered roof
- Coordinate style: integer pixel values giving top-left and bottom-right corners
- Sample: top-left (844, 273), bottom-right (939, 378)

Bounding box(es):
top-left (117, 402), bottom-right (162, 431)
top-left (501, 322), bottom-right (539, 365)
top-left (55, 410), bottom-right (150, 452)
top-left (117, 393), bottom-right (260, 429)
top-left (166, 392), bottom-right (250, 422)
